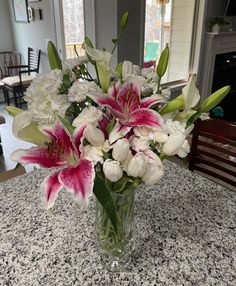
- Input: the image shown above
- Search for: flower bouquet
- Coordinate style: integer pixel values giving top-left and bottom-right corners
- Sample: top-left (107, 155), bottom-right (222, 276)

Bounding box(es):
top-left (6, 12), bottom-right (230, 271)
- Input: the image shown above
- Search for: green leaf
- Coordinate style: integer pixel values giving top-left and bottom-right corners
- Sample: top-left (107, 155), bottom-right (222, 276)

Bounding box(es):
top-left (84, 36), bottom-right (94, 48)
top-left (120, 11), bottom-right (129, 30)
top-left (199, 85), bottom-right (231, 113)
top-left (4, 106), bottom-right (23, 117)
top-left (93, 173), bottom-right (118, 234)
top-left (156, 45), bottom-right (169, 78)
top-left (113, 175), bottom-right (133, 193)
top-left (57, 115), bottom-right (75, 134)
top-left (115, 62), bottom-right (123, 79)
top-left (47, 41), bottom-right (62, 70)
top-left (106, 117), bottom-right (116, 134)
top-left (101, 149), bottom-right (110, 160)
top-left (186, 111), bottom-right (201, 128)
top-left (112, 38), bottom-right (117, 44)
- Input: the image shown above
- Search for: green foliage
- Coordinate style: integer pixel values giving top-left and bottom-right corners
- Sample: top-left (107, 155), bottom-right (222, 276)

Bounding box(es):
top-left (156, 45), bottom-right (169, 78)
top-left (57, 115), bottom-right (75, 134)
top-left (106, 117), bottom-right (116, 134)
top-left (120, 11), bottom-right (129, 30)
top-left (115, 62), bottom-right (123, 79)
top-left (47, 41), bottom-right (62, 70)
top-left (93, 166), bottom-right (118, 233)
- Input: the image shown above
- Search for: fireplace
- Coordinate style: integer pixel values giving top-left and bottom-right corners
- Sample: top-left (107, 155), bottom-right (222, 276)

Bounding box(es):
top-left (199, 32), bottom-right (236, 123)
top-left (211, 51), bottom-right (236, 122)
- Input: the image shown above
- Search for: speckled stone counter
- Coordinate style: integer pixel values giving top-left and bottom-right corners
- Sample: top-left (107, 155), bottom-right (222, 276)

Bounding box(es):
top-left (0, 161), bottom-right (236, 286)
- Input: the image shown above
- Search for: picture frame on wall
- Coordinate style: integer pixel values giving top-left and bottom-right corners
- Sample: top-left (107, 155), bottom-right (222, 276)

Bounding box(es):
top-left (12, 0), bottom-right (29, 23)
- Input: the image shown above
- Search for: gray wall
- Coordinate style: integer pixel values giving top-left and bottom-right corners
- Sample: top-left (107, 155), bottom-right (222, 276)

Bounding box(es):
top-left (117, 0), bottom-right (145, 66)
top-left (8, 0), bottom-right (56, 72)
top-left (0, 0), bottom-right (14, 51)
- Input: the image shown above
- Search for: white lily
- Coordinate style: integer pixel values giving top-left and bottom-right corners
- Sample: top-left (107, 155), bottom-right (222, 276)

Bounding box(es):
top-left (84, 44), bottom-right (111, 92)
top-left (84, 124), bottom-right (105, 146)
top-left (12, 111), bottom-right (48, 146)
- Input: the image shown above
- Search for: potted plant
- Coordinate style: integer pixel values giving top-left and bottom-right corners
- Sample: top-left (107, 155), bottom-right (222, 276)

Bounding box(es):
top-left (209, 17), bottom-right (229, 33)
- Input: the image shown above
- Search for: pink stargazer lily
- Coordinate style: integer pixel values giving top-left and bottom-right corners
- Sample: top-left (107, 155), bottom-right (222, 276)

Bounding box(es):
top-left (11, 123), bottom-right (95, 209)
top-left (89, 81), bottom-right (165, 142)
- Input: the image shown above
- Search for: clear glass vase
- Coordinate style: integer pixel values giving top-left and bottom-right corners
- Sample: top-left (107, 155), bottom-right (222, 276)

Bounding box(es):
top-left (95, 188), bottom-right (136, 272)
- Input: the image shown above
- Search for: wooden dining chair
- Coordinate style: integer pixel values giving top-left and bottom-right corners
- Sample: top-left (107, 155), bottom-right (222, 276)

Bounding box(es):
top-left (3, 47), bottom-right (41, 107)
top-left (0, 51), bottom-right (21, 102)
top-left (189, 118), bottom-right (236, 188)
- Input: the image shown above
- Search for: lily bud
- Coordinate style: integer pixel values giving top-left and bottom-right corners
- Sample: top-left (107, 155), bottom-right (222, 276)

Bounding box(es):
top-left (84, 124), bottom-right (105, 146)
top-left (160, 95), bottom-right (185, 115)
top-left (112, 138), bottom-right (130, 162)
top-left (127, 152), bottom-right (148, 177)
top-left (162, 132), bottom-right (185, 156)
top-left (103, 159), bottom-right (123, 182)
top-left (199, 85), bottom-right (230, 113)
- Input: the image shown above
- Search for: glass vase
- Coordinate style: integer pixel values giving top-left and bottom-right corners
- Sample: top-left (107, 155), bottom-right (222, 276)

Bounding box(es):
top-left (95, 188), bottom-right (136, 272)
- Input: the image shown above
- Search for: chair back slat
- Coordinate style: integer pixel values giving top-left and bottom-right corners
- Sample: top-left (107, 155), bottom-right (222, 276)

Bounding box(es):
top-left (0, 51), bottom-right (21, 78)
top-left (28, 47), bottom-right (41, 72)
top-left (189, 118), bottom-right (236, 187)
top-left (194, 165), bottom-right (236, 187)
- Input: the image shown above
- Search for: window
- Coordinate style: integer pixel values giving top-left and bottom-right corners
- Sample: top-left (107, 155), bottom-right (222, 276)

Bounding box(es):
top-left (62, 0), bottom-right (85, 59)
top-left (144, 0), bottom-right (196, 83)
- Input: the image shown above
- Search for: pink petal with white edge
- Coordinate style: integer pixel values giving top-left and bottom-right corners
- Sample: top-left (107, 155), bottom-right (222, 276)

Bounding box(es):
top-left (141, 95), bottom-right (166, 109)
top-left (109, 121), bottom-right (131, 144)
top-left (41, 172), bottom-right (63, 209)
top-left (53, 122), bottom-right (75, 154)
top-left (93, 94), bottom-right (125, 119)
top-left (58, 160), bottom-right (95, 207)
top-left (117, 82), bottom-right (141, 113)
top-left (126, 108), bottom-right (165, 129)
top-left (73, 124), bottom-right (87, 156)
top-left (10, 148), bottom-right (66, 168)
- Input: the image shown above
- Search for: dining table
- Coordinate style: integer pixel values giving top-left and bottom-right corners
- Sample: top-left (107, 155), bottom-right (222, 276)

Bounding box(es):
top-left (0, 160), bottom-right (235, 286)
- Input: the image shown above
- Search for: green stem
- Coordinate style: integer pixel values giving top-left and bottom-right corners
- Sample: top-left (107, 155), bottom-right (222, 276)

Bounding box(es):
top-left (111, 30), bottom-right (123, 55)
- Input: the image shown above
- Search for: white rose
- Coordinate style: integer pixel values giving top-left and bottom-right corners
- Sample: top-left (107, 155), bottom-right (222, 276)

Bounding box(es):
top-left (112, 138), bottom-right (130, 162)
top-left (72, 106), bottom-right (103, 127)
top-left (103, 160), bottom-right (123, 182)
top-left (127, 152), bottom-right (148, 177)
top-left (84, 124), bottom-right (105, 146)
top-left (162, 132), bottom-right (186, 156)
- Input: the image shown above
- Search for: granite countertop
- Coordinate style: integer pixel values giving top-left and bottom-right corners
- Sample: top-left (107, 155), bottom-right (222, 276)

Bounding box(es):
top-left (0, 161), bottom-right (236, 286)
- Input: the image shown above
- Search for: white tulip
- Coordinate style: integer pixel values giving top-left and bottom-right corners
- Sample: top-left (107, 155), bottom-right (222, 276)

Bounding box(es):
top-left (84, 124), bottom-right (105, 146)
top-left (127, 152), bottom-right (148, 177)
top-left (162, 132), bottom-right (186, 156)
top-left (112, 138), bottom-right (130, 162)
top-left (103, 160), bottom-right (123, 182)
top-left (142, 160), bottom-right (164, 186)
